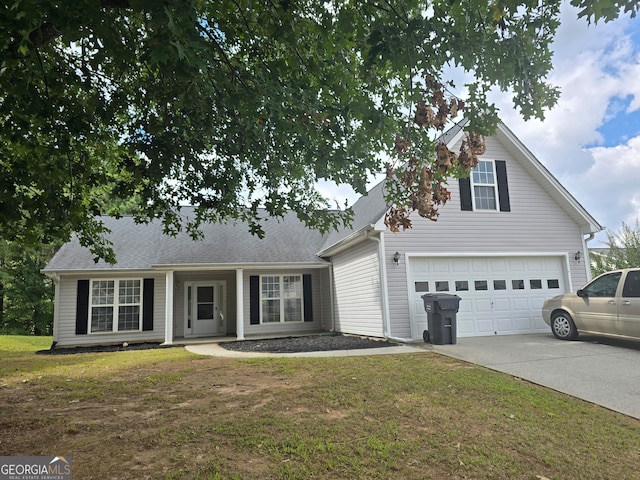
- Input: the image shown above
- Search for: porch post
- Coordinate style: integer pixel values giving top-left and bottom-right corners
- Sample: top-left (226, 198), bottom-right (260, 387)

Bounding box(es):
top-left (164, 270), bottom-right (174, 345)
top-left (236, 268), bottom-right (245, 340)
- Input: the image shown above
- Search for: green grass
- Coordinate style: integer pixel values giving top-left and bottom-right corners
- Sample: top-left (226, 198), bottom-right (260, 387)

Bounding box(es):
top-left (1, 335), bottom-right (640, 479)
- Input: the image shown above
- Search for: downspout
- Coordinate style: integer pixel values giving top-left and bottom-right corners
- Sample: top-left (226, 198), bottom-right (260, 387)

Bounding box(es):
top-left (583, 233), bottom-right (596, 281)
top-left (365, 229), bottom-right (404, 342)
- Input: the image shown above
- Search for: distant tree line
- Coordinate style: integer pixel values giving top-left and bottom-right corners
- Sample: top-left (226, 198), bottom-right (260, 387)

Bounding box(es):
top-left (0, 241), bottom-right (58, 335)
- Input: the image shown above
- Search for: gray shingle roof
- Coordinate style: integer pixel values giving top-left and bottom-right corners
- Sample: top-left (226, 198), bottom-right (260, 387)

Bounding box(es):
top-left (45, 208), bottom-right (332, 271)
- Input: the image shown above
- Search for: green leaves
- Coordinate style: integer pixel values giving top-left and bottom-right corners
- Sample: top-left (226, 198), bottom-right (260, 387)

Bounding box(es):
top-left (571, 0), bottom-right (639, 24)
top-left (0, 0), bottom-right (629, 262)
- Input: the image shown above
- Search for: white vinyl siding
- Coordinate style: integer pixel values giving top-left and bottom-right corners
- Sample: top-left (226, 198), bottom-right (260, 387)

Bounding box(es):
top-left (331, 240), bottom-right (384, 338)
top-left (242, 269), bottom-right (326, 337)
top-left (53, 273), bottom-right (166, 347)
top-left (384, 135), bottom-right (590, 339)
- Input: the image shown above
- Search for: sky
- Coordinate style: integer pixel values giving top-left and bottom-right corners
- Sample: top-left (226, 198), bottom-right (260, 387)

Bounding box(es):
top-left (318, 3), bottom-right (640, 247)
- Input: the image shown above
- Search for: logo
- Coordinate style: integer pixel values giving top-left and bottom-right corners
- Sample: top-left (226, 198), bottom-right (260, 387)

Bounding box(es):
top-left (0, 456), bottom-right (72, 480)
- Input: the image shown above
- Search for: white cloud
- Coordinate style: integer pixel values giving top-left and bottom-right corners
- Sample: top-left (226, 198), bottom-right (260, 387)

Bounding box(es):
top-left (489, 5), bottom-right (640, 246)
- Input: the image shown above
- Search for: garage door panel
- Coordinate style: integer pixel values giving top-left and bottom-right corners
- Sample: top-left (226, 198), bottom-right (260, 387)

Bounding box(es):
top-left (471, 259), bottom-right (489, 273)
top-left (477, 317), bottom-right (494, 335)
top-left (493, 298), bottom-right (510, 312)
top-left (496, 316), bottom-right (514, 333)
top-left (514, 316), bottom-right (533, 332)
top-left (432, 259), bottom-right (450, 273)
top-left (512, 298), bottom-right (529, 311)
top-left (474, 298), bottom-right (492, 313)
top-left (489, 258), bottom-right (507, 273)
top-left (408, 255), bottom-right (566, 339)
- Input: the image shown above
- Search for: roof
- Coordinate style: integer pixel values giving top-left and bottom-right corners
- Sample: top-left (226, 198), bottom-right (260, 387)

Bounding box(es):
top-left (45, 120), bottom-right (603, 272)
top-left (45, 208), bottom-right (332, 272)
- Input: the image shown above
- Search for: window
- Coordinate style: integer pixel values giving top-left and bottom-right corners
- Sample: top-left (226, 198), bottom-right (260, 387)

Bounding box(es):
top-left (583, 272), bottom-right (621, 297)
top-left (622, 271), bottom-right (640, 298)
top-left (455, 281), bottom-right (469, 291)
top-left (494, 280), bottom-right (507, 290)
top-left (547, 279), bottom-right (560, 289)
top-left (90, 279), bottom-right (141, 333)
top-left (415, 282), bottom-right (429, 292)
top-left (260, 275), bottom-right (303, 323)
top-left (471, 160), bottom-right (498, 210)
top-left (474, 280), bottom-right (488, 291)
top-left (512, 280), bottom-right (525, 290)
top-left (530, 279), bottom-right (542, 290)
top-left (435, 281), bottom-right (449, 292)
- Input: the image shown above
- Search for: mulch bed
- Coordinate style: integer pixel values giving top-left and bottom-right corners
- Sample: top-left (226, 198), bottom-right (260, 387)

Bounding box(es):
top-left (36, 334), bottom-right (397, 355)
top-left (219, 334), bottom-right (397, 353)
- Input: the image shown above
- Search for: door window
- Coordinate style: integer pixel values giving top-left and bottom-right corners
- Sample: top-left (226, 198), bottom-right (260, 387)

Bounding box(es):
top-left (583, 272), bottom-right (622, 297)
top-left (197, 286), bottom-right (215, 320)
top-left (622, 271), bottom-right (640, 298)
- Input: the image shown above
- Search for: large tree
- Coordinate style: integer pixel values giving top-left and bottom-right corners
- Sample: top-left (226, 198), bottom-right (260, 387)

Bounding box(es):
top-left (1, 0), bottom-right (637, 262)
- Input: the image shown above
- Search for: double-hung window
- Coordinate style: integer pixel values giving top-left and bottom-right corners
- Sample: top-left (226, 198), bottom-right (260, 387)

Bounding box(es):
top-left (459, 159), bottom-right (511, 212)
top-left (90, 279), bottom-right (142, 333)
top-left (260, 275), bottom-right (303, 323)
top-left (471, 160), bottom-right (498, 210)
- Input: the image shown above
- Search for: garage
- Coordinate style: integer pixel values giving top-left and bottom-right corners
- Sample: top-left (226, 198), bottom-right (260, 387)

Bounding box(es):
top-left (408, 255), bottom-right (568, 339)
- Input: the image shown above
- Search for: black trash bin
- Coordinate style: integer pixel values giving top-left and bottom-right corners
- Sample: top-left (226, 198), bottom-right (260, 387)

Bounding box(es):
top-left (421, 293), bottom-right (461, 345)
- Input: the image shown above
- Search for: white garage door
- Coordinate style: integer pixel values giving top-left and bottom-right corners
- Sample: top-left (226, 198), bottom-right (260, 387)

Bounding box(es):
top-left (408, 256), bottom-right (566, 339)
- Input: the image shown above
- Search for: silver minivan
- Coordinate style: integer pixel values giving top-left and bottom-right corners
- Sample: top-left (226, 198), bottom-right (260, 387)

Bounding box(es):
top-left (542, 268), bottom-right (640, 340)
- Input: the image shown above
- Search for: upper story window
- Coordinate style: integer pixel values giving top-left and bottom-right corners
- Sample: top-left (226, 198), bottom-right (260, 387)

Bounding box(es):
top-left (459, 158), bottom-right (511, 213)
top-left (471, 160), bottom-right (498, 210)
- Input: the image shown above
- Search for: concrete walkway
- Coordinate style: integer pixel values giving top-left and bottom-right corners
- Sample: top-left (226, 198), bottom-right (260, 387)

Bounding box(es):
top-left (186, 333), bottom-right (640, 420)
top-left (432, 333), bottom-right (640, 420)
top-left (185, 342), bottom-right (428, 358)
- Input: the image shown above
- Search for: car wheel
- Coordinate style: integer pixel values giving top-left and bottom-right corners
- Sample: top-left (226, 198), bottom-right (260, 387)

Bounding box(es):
top-left (551, 311), bottom-right (578, 340)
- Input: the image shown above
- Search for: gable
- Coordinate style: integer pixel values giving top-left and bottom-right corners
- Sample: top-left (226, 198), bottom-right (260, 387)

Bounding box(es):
top-left (319, 120), bottom-right (601, 256)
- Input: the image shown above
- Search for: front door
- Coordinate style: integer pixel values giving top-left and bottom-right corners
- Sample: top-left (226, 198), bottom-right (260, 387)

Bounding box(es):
top-left (187, 283), bottom-right (225, 337)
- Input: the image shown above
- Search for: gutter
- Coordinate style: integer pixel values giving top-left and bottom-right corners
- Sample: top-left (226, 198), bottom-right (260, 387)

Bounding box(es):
top-left (365, 229), bottom-right (404, 343)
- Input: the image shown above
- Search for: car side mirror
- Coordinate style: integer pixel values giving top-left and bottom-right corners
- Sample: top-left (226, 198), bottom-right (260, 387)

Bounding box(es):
top-left (577, 289), bottom-right (587, 298)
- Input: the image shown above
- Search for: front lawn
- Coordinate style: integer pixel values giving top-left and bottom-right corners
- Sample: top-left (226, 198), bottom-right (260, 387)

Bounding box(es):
top-left (1, 336), bottom-right (639, 479)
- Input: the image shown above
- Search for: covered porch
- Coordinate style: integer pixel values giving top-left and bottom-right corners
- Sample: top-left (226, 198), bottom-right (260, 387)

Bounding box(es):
top-left (159, 264), bottom-right (334, 345)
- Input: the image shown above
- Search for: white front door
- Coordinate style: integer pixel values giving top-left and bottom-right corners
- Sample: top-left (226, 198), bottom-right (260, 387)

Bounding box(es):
top-left (187, 283), bottom-right (225, 337)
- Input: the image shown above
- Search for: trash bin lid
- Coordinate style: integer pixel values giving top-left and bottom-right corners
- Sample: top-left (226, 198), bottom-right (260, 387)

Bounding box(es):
top-left (434, 294), bottom-right (461, 310)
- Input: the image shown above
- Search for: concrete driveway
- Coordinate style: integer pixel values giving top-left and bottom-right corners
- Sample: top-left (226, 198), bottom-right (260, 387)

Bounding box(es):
top-left (432, 333), bottom-right (640, 420)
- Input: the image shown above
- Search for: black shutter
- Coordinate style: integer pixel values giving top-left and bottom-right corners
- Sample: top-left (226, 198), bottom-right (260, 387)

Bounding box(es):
top-left (75, 280), bottom-right (89, 335)
top-left (142, 278), bottom-right (154, 331)
top-left (496, 160), bottom-right (511, 212)
top-left (303, 274), bottom-right (313, 322)
top-left (459, 177), bottom-right (473, 211)
top-left (249, 276), bottom-right (260, 325)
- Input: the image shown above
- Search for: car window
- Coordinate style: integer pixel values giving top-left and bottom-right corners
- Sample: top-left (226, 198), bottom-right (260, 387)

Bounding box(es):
top-left (622, 271), bottom-right (640, 298)
top-left (583, 272), bottom-right (622, 297)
